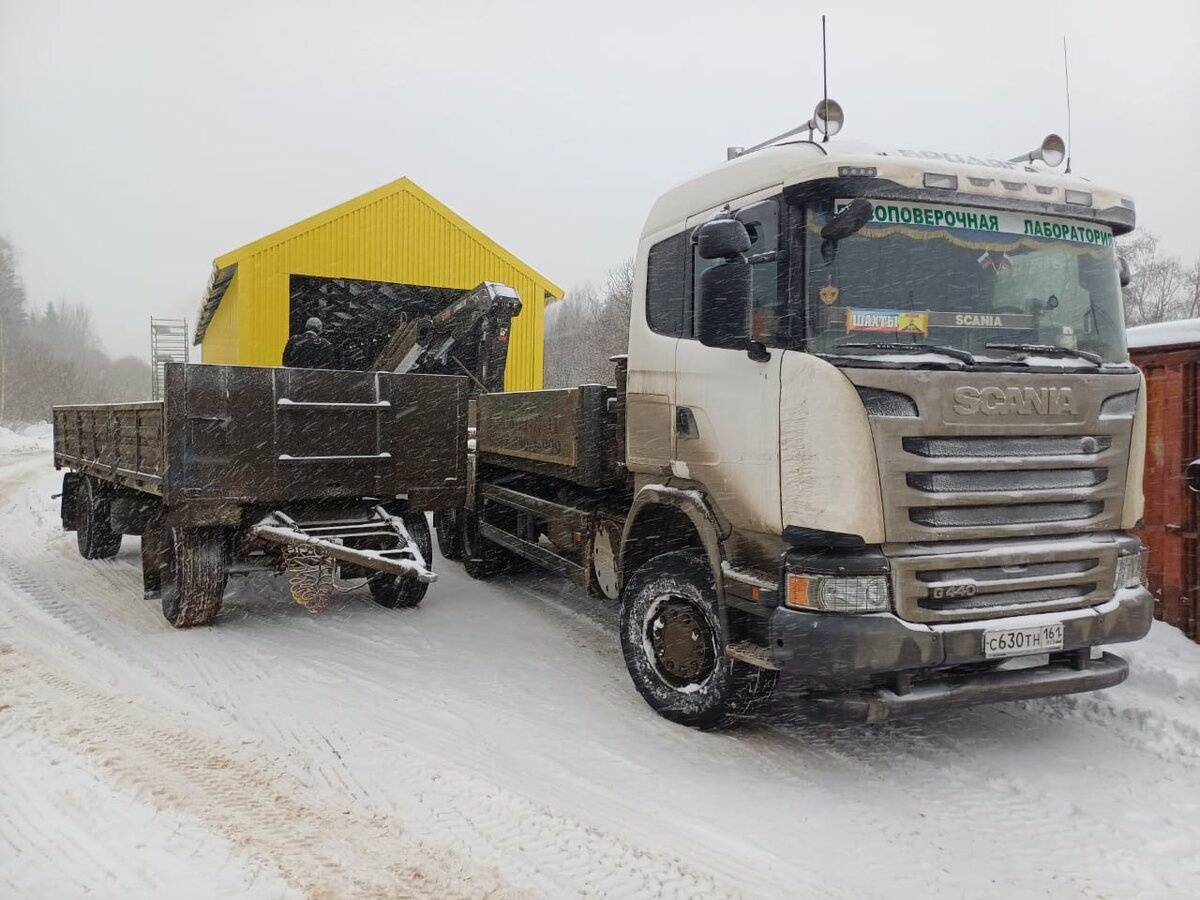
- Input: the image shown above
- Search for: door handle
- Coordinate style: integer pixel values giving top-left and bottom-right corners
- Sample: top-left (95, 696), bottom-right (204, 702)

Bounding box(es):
top-left (676, 407), bottom-right (700, 440)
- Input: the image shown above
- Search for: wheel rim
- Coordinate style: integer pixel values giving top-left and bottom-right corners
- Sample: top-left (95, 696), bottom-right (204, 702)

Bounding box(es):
top-left (643, 593), bottom-right (718, 691)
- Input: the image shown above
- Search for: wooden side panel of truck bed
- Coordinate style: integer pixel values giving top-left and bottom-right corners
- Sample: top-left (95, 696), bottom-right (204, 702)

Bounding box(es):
top-left (53, 402), bottom-right (166, 494)
top-left (476, 384), bottom-right (622, 488)
top-left (54, 363), bottom-right (470, 514)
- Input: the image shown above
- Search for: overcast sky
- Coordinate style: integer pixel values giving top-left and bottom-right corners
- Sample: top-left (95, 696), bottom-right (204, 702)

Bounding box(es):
top-left (2, 0), bottom-right (1197, 360)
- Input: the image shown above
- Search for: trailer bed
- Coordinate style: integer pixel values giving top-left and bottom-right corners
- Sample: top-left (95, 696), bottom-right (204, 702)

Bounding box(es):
top-left (54, 363), bottom-right (469, 520)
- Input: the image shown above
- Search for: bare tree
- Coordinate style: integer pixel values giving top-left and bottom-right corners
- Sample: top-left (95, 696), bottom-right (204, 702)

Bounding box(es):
top-left (544, 257), bottom-right (634, 387)
top-left (1119, 231), bottom-right (1194, 326)
top-left (0, 238), bottom-right (153, 423)
top-left (0, 237), bottom-right (29, 422)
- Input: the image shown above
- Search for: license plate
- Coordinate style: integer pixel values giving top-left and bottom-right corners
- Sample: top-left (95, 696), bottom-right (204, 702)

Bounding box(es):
top-left (982, 623), bottom-right (1064, 658)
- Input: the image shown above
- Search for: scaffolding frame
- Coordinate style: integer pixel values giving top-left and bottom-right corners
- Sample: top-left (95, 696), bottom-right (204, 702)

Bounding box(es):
top-left (150, 318), bottom-right (189, 400)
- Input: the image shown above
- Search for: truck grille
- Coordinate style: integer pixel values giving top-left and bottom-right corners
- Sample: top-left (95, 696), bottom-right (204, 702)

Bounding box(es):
top-left (909, 500), bottom-right (1104, 528)
top-left (846, 371), bottom-right (1139, 545)
top-left (906, 468), bottom-right (1106, 493)
top-left (844, 369), bottom-right (1141, 622)
top-left (902, 435), bottom-right (1113, 458)
top-left (890, 538), bottom-right (1115, 623)
top-left (895, 432), bottom-right (1125, 539)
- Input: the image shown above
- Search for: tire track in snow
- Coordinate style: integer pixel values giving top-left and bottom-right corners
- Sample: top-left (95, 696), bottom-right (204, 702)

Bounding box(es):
top-left (0, 625), bottom-right (512, 899)
top-left (0, 458), bottom-right (751, 898)
top-left (7, 449), bottom-right (1200, 898)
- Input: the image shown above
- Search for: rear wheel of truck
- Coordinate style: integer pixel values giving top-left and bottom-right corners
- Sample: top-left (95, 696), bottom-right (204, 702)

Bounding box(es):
top-left (369, 511), bottom-right (433, 609)
top-left (76, 477), bottom-right (122, 560)
top-left (459, 509), bottom-right (506, 580)
top-left (619, 551), bottom-right (775, 730)
top-left (160, 526), bottom-right (229, 628)
top-left (434, 510), bottom-right (464, 561)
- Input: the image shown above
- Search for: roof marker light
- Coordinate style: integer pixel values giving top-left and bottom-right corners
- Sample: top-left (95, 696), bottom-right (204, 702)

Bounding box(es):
top-left (1035, 185), bottom-right (1056, 195)
top-left (838, 166), bottom-right (877, 177)
top-left (1001, 180), bottom-right (1026, 191)
top-left (968, 177), bottom-right (994, 187)
top-left (924, 172), bottom-right (957, 190)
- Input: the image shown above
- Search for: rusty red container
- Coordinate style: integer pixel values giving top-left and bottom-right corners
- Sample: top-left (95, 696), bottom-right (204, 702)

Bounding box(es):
top-left (1129, 321), bottom-right (1200, 641)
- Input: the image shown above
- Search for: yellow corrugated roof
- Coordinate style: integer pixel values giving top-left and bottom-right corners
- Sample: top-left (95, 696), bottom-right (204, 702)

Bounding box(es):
top-left (212, 176), bottom-right (563, 298)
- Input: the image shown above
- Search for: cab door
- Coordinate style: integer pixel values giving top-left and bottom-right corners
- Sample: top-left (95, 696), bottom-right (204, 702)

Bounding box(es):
top-left (625, 229), bottom-right (688, 475)
top-left (672, 198), bottom-right (784, 534)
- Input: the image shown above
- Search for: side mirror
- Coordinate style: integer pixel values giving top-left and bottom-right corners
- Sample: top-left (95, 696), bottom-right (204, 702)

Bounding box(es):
top-left (697, 258), bottom-right (752, 351)
top-left (696, 217), bottom-right (752, 260)
top-left (820, 198), bottom-right (874, 242)
top-left (1118, 255), bottom-right (1132, 288)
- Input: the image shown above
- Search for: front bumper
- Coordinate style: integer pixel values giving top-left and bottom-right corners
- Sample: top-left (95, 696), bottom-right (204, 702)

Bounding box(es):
top-left (767, 585), bottom-right (1153, 712)
top-left (813, 652), bottom-right (1130, 723)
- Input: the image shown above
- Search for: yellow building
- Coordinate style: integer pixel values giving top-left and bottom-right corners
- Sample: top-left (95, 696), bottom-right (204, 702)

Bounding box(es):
top-left (194, 177), bottom-right (562, 391)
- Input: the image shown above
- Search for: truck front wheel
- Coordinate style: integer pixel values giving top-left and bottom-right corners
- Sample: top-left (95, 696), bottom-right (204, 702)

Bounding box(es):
top-left (619, 551), bottom-right (773, 730)
top-left (159, 526), bottom-right (229, 628)
top-left (76, 477), bottom-right (122, 560)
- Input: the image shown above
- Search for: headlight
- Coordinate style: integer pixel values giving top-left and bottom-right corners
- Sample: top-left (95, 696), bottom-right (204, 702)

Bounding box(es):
top-left (1114, 550), bottom-right (1147, 590)
top-left (786, 572), bottom-right (891, 613)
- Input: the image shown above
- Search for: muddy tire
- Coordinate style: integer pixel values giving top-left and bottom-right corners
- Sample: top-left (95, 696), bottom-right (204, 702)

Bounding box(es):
top-left (434, 510), bottom-right (463, 561)
top-left (160, 526), bottom-right (229, 628)
top-left (76, 478), bottom-right (122, 560)
top-left (619, 551), bottom-right (775, 730)
top-left (369, 511), bottom-right (433, 609)
top-left (460, 509), bottom-right (506, 580)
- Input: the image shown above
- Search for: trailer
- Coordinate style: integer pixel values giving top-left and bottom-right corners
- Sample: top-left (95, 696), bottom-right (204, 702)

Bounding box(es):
top-left (54, 363), bottom-right (468, 626)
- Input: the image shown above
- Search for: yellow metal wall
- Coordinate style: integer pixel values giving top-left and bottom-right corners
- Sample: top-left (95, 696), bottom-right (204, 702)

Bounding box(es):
top-left (199, 179), bottom-right (558, 391)
top-left (199, 271), bottom-right (241, 364)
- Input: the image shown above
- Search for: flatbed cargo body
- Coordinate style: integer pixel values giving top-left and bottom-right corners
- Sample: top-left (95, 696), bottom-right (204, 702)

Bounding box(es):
top-left (53, 362), bottom-right (468, 627)
top-left (55, 363), bottom-right (468, 518)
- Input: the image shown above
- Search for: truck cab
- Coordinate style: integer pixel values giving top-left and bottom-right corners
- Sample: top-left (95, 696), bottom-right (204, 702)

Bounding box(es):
top-left (617, 133), bottom-right (1153, 723)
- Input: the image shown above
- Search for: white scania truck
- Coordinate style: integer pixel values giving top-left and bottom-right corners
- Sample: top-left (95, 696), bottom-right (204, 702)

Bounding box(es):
top-left (448, 106), bottom-right (1152, 727)
top-left (58, 102), bottom-right (1154, 729)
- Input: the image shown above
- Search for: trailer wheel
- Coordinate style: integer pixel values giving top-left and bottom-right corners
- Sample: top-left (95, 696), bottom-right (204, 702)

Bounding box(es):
top-left (619, 551), bottom-right (774, 730)
top-left (434, 510), bottom-right (464, 561)
top-left (76, 477), bottom-right (122, 560)
top-left (459, 509), bottom-right (506, 580)
top-left (160, 526), bottom-right (229, 628)
top-left (369, 511), bottom-right (433, 609)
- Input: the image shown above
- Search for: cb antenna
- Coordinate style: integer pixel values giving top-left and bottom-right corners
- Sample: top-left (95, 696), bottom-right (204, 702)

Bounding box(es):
top-left (822, 15), bottom-right (830, 143)
top-left (1063, 36), bottom-right (1073, 174)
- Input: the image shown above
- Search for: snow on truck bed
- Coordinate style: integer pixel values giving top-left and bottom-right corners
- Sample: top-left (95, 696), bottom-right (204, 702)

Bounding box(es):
top-left (2, 437), bottom-right (1200, 898)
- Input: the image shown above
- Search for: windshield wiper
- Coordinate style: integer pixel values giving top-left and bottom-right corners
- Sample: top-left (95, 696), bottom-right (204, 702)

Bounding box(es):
top-left (984, 342), bottom-right (1103, 365)
top-left (833, 341), bottom-right (977, 365)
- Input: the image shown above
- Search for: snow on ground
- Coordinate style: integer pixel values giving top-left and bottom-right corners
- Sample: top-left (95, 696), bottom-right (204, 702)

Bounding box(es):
top-left (0, 422), bottom-right (51, 454)
top-left (2, 442), bottom-right (1200, 898)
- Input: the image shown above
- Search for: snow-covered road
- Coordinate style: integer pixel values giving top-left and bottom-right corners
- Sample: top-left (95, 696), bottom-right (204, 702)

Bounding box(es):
top-left (2, 438), bottom-right (1200, 899)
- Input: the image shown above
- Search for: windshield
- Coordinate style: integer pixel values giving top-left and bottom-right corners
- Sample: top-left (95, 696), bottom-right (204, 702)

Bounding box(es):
top-left (803, 198), bottom-right (1128, 364)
